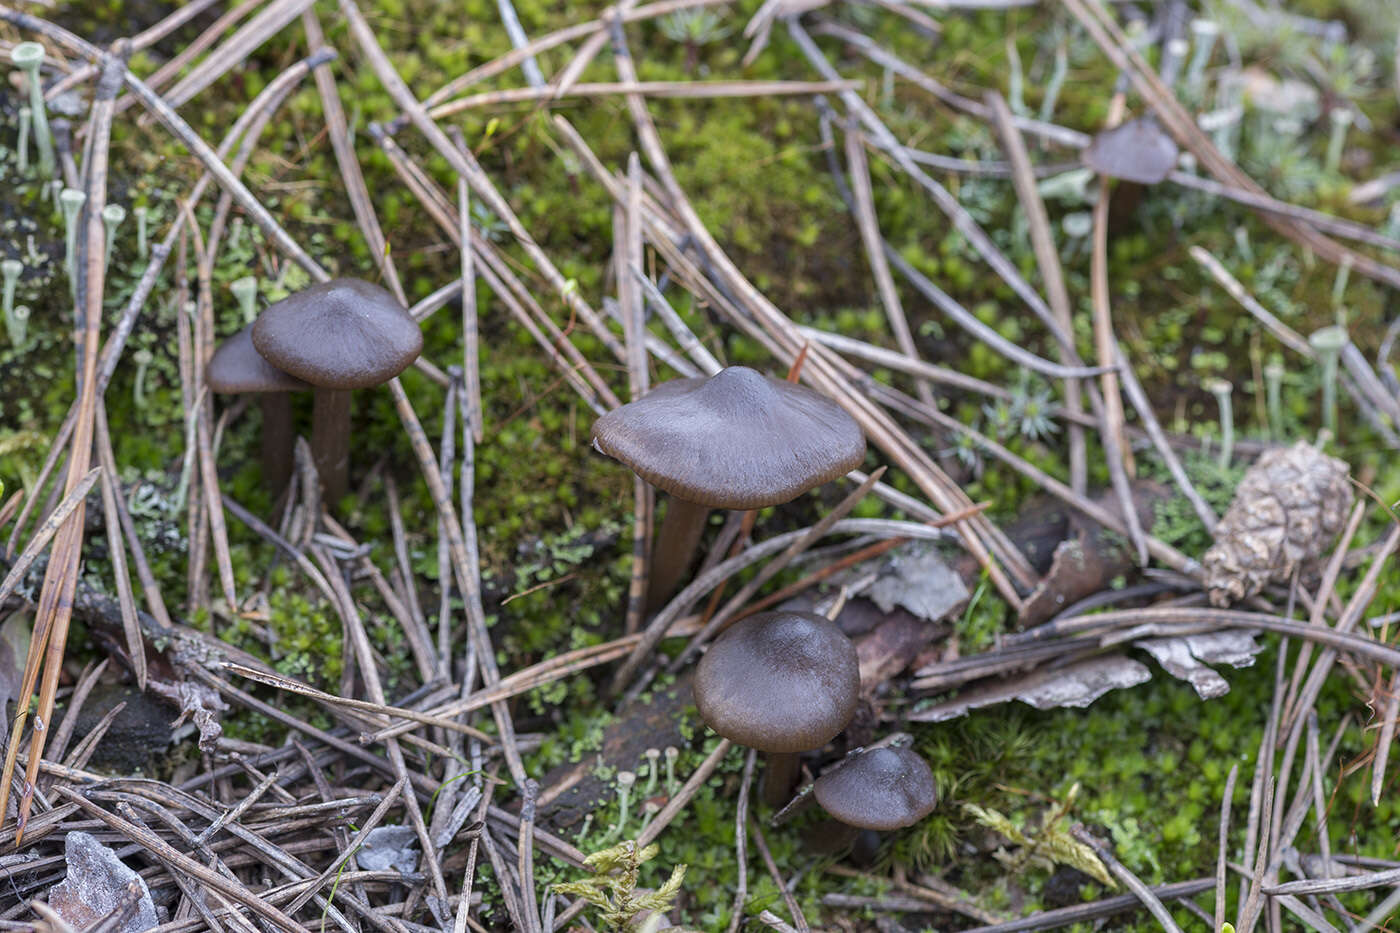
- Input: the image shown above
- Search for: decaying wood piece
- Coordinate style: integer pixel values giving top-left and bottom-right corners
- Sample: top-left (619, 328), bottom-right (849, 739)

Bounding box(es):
top-left (1018, 482), bottom-right (1172, 627)
top-left (536, 681), bottom-right (693, 831)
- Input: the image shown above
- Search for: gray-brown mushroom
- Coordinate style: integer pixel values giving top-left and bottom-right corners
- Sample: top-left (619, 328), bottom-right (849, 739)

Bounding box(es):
top-left (693, 610), bottom-right (860, 807)
top-left (206, 324), bottom-right (310, 495)
top-left (592, 366), bottom-right (865, 610)
top-left (813, 746), bottom-right (938, 832)
top-left (251, 278), bottom-right (422, 503)
top-left (1083, 116), bottom-right (1179, 185)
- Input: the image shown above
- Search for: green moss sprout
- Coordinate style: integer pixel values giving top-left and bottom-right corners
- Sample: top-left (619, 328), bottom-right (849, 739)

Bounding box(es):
top-left (554, 840), bottom-right (686, 932)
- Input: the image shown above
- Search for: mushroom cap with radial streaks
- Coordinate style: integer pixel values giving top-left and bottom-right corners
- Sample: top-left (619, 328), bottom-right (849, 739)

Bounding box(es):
top-left (251, 278), bottom-right (422, 389)
top-left (591, 366), bottom-right (865, 510)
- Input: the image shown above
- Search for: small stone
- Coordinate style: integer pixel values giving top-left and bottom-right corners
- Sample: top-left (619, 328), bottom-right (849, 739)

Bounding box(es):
top-left (48, 831), bottom-right (158, 933)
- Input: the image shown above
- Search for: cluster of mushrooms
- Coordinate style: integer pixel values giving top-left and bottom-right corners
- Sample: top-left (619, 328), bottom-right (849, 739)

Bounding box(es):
top-left (206, 278), bottom-right (422, 502)
top-left (592, 365), bottom-right (939, 841)
top-left (211, 281), bottom-right (935, 850)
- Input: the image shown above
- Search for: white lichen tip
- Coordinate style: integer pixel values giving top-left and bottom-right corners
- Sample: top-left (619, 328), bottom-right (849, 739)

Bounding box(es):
top-left (10, 42), bottom-right (44, 69)
top-left (1308, 325), bottom-right (1348, 354)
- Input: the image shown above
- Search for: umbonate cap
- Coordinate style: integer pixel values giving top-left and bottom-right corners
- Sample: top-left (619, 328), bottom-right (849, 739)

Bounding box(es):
top-left (591, 366), bottom-right (865, 510)
top-left (251, 278), bottom-right (422, 390)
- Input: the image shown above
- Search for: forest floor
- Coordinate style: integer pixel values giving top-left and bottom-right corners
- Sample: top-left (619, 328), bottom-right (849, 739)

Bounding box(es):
top-left (1, 0), bottom-right (1400, 930)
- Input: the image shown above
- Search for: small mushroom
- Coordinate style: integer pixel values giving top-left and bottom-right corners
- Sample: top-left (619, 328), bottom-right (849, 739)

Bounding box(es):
top-left (206, 324), bottom-right (310, 495)
top-left (813, 746), bottom-right (937, 832)
top-left (694, 610), bottom-right (860, 807)
top-left (592, 366), bottom-right (865, 610)
top-left (251, 278), bottom-right (422, 502)
top-left (1083, 116), bottom-right (1180, 185)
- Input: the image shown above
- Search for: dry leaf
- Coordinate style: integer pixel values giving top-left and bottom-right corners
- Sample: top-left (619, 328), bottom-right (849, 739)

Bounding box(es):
top-left (909, 655), bottom-right (1151, 722)
top-left (860, 543), bottom-right (969, 622)
top-left (358, 825), bottom-right (419, 875)
top-left (1137, 629), bottom-right (1263, 698)
top-left (47, 832), bottom-right (158, 933)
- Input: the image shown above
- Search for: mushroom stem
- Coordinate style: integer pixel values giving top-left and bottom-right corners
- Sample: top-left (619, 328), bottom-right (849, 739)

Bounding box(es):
top-left (311, 387), bottom-right (354, 503)
top-left (260, 393), bottom-right (296, 497)
top-left (646, 496), bottom-right (711, 612)
top-left (762, 752), bottom-right (801, 809)
top-left (803, 818), bottom-right (861, 856)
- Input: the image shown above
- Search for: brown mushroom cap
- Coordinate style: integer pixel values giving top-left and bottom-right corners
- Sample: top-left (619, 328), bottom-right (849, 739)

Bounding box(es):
top-left (206, 325), bottom-right (310, 394)
top-left (693, 610), bottom-right (860, 754)
top-left (813, 747), bottom-right (937, 831)
top-left (1083, 117), bottom-right (1179, 185)
top-left (591, 366), bottom-right (866, 510)
top-left (251, 278), bottom-right (422, 389)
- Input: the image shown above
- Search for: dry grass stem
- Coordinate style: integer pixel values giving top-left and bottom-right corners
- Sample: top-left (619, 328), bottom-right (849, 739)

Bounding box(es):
top-left (0, 45), bottom-right (126, 842)
top-left (1215, 763), bottom-right (1239, 933)
top-left (985, 90), bottom-right (1085, 494)
top-left (842, 125), bottom-right (935, 408)
top-left (429, 78), bottom-right (863, 118)
top-left (1071, 825), bottom-right (1185, 933)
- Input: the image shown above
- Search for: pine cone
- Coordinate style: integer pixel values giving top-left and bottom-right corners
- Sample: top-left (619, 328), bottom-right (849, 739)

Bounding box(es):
top-left (1202, 441), bottom-right (1352, 607)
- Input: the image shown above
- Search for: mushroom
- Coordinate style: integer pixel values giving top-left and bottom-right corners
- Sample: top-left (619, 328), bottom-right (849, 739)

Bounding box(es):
top-left (592, 365), bottom-right (865, 610)
top-left (1083, 116), bottom-right (1180, 185)
top-left (206, 324), bottom-right (310, 495)
top-left (251, 278), bottom-right (422, 502)
top-left (812, 746), bottom-right (937, 832)
top-left (693, 610), bottom-right (860, 807)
